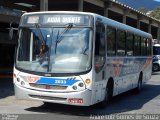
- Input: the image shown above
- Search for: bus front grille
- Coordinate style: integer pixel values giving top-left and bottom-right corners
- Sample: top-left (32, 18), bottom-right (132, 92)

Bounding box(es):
top-left (29, 83), bottom-right (68, 90)
top-left (29, 94), bottom-right (67, 101)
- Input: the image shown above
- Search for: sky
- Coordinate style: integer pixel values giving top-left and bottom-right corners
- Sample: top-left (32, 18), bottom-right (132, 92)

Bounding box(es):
top-left (117, 0), bottom-right (160, 10)
top-left (153, 0), bottom-right (160, 2)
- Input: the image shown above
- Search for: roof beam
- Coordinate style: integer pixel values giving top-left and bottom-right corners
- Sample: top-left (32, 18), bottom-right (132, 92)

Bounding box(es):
top-left (84, 0), bottom-right (104, 7)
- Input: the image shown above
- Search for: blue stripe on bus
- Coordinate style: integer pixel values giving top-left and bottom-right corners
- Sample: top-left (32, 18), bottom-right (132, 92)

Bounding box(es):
top-left (36, 77), bottom-right (80, 86)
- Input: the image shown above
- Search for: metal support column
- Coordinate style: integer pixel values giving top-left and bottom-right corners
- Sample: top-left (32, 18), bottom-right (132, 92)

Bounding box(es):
top-left (78, 0), bottom-right (83, 11)
top-left (40, 0), bottom-right (48, 11)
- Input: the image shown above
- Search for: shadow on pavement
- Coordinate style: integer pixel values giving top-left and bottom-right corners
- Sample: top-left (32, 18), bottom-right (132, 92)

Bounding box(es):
top-left (152, 72), bottom-right (160, 75)
top-left (0, 78), bottom-right (14, 99)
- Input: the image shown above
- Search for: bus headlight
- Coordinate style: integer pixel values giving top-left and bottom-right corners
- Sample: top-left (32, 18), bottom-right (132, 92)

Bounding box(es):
top-left (17, 78), bottom-right (20, 82)
top-left (78, 82), bottom-right (84, 87)
top-left (21, 81), bottom-right (25, 86)
top-left (72, 85), bottom-right (77, 90)
top-left (71, 81), bottom-right (85, 91)
top-left (15, 76), bottom-right (27, 87)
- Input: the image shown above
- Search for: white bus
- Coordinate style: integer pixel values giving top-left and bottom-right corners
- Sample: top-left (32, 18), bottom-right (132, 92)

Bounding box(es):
top-left (14, 11), bottom-right (152, 106)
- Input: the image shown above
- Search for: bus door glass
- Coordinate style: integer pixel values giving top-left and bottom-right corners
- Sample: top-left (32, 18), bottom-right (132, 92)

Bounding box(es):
top-left (94, 22), bottom-right (105, 74)
top-left (94, 21), bottom-right (106, 102)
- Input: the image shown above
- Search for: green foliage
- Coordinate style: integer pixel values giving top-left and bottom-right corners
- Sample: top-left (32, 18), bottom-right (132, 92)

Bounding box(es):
top-left (149, 7), bottom-right (160, 20)
top-left (137, 6), bottom-right (160, 20)
top-left (138, 7), bottom-right (148, 14)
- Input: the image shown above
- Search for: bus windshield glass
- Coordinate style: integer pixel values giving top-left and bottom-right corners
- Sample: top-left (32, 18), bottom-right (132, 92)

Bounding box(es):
top-left (153, 46), bottom-right (160, 55)
top-left (16, 26), bottom-right (92, 74)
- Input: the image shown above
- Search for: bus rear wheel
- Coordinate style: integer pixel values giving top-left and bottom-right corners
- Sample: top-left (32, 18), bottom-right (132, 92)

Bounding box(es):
top-left (135, 73), bottom-right (143, 93)
top-left (153, 63), bottom-right (159, 72)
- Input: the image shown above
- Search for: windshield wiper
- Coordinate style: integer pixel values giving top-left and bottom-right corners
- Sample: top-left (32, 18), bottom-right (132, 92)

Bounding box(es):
top-left (55, 23), bottom-right (73, 53)
top-left (34, 23), bottom-right (45, 44)
top-left (34, 23), bottom-right (49, 64)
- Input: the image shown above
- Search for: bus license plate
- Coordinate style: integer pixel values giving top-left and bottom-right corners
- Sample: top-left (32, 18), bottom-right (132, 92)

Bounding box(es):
top-left (68, 98), bottom-right (83, 104)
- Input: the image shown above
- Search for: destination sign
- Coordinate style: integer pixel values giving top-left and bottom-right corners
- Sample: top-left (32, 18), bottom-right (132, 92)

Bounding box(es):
top-left (46, 16), bottom-right (81, 24)
top-left (22, 14), bottom-right (90, 26)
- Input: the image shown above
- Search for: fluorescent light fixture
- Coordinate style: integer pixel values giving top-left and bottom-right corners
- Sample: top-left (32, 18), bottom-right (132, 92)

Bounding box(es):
top-left (14, 3), bottom-right (35, 7)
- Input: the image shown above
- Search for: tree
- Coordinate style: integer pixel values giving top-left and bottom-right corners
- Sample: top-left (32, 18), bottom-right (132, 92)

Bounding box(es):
top-left (138, 7), bottom-right (148, 14)
top-left (149, 7), bottom-right (160, 20)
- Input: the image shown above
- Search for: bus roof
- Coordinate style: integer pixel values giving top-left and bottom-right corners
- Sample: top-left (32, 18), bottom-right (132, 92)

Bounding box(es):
top-left (94, 13), bottom-right (152, 39)
top-left (22, 11), bottom-right (97, 16)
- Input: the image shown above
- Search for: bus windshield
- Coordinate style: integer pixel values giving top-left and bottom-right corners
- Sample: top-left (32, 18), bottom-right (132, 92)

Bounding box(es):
top-left (153, 46), bottom-right (160, 55)
top-left (16, 26), bottom-right (92, 74)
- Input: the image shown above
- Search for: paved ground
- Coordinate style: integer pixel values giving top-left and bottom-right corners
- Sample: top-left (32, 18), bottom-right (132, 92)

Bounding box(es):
top-left (0, 72), bottom-right (160, 120)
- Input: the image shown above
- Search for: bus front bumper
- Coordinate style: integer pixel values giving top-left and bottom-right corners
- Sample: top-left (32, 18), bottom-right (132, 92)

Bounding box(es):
top-left (14, 84), bottom-right (92, 106)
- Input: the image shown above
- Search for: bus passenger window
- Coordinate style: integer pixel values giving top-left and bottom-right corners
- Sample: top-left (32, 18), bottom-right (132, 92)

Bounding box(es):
top-left (117, 30), bottom-right (126, 56)
top-left (141, 37), bottom-right (147, 56)
top-left (147, 39), bottom-right (152, 56)
top-left (126, 33), bottom-right (134, 56)
top-left (94, 22), bottom-right (105, 72)
top-left (107, 27), bottom-right (116, 56)
top-left (134, 36), bottom-right (141, 56)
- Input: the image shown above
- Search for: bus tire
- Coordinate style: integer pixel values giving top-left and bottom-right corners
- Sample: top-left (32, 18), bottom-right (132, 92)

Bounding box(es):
top-left (152, 63), bottom-right (159, 72)
top-left (135, 73), bottom-right (143, 93)
top-left (99, 79), bottom-right (113, 108)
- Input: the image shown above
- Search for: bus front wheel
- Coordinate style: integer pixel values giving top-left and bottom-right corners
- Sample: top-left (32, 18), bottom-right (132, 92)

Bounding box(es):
top-left (99, 80), bottom-right (113, 107)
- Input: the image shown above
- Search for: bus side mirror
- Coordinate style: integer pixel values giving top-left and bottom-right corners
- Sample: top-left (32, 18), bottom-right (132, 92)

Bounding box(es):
top-left (9, 27), bottom-right (13, 40)
top-left (15, 32), bottom-right (19, 46)
top-left (9, 27), bottom-right (19, 46)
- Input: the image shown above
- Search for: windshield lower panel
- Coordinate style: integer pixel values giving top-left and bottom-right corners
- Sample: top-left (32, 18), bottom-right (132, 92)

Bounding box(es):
top-left (16, 27), bottom-right (92, 74)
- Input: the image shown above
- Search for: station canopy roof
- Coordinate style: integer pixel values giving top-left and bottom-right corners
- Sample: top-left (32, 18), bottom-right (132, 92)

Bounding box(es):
top-left (0, 0), bottom-right (79, 12)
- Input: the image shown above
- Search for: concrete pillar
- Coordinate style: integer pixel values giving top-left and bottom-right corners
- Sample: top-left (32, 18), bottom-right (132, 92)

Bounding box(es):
top-left (78, 0), bottom-right (83, 11)
top-left (137, 15), bottom-right (144, 30)
top-left (104, 0), bottom-right (112, 17)
top-left (148, 20), bottom-right (152, 34)
top-left (123, 10), bottom-right (130, 24)
top-left (104, 6), bottom-right (108, 17)
top-left (40, 0), bottom-right (48, 11)
top-left (123, 15), bottom-right (126, 24)
top-left (137, 19), bottom-right (140, 29)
